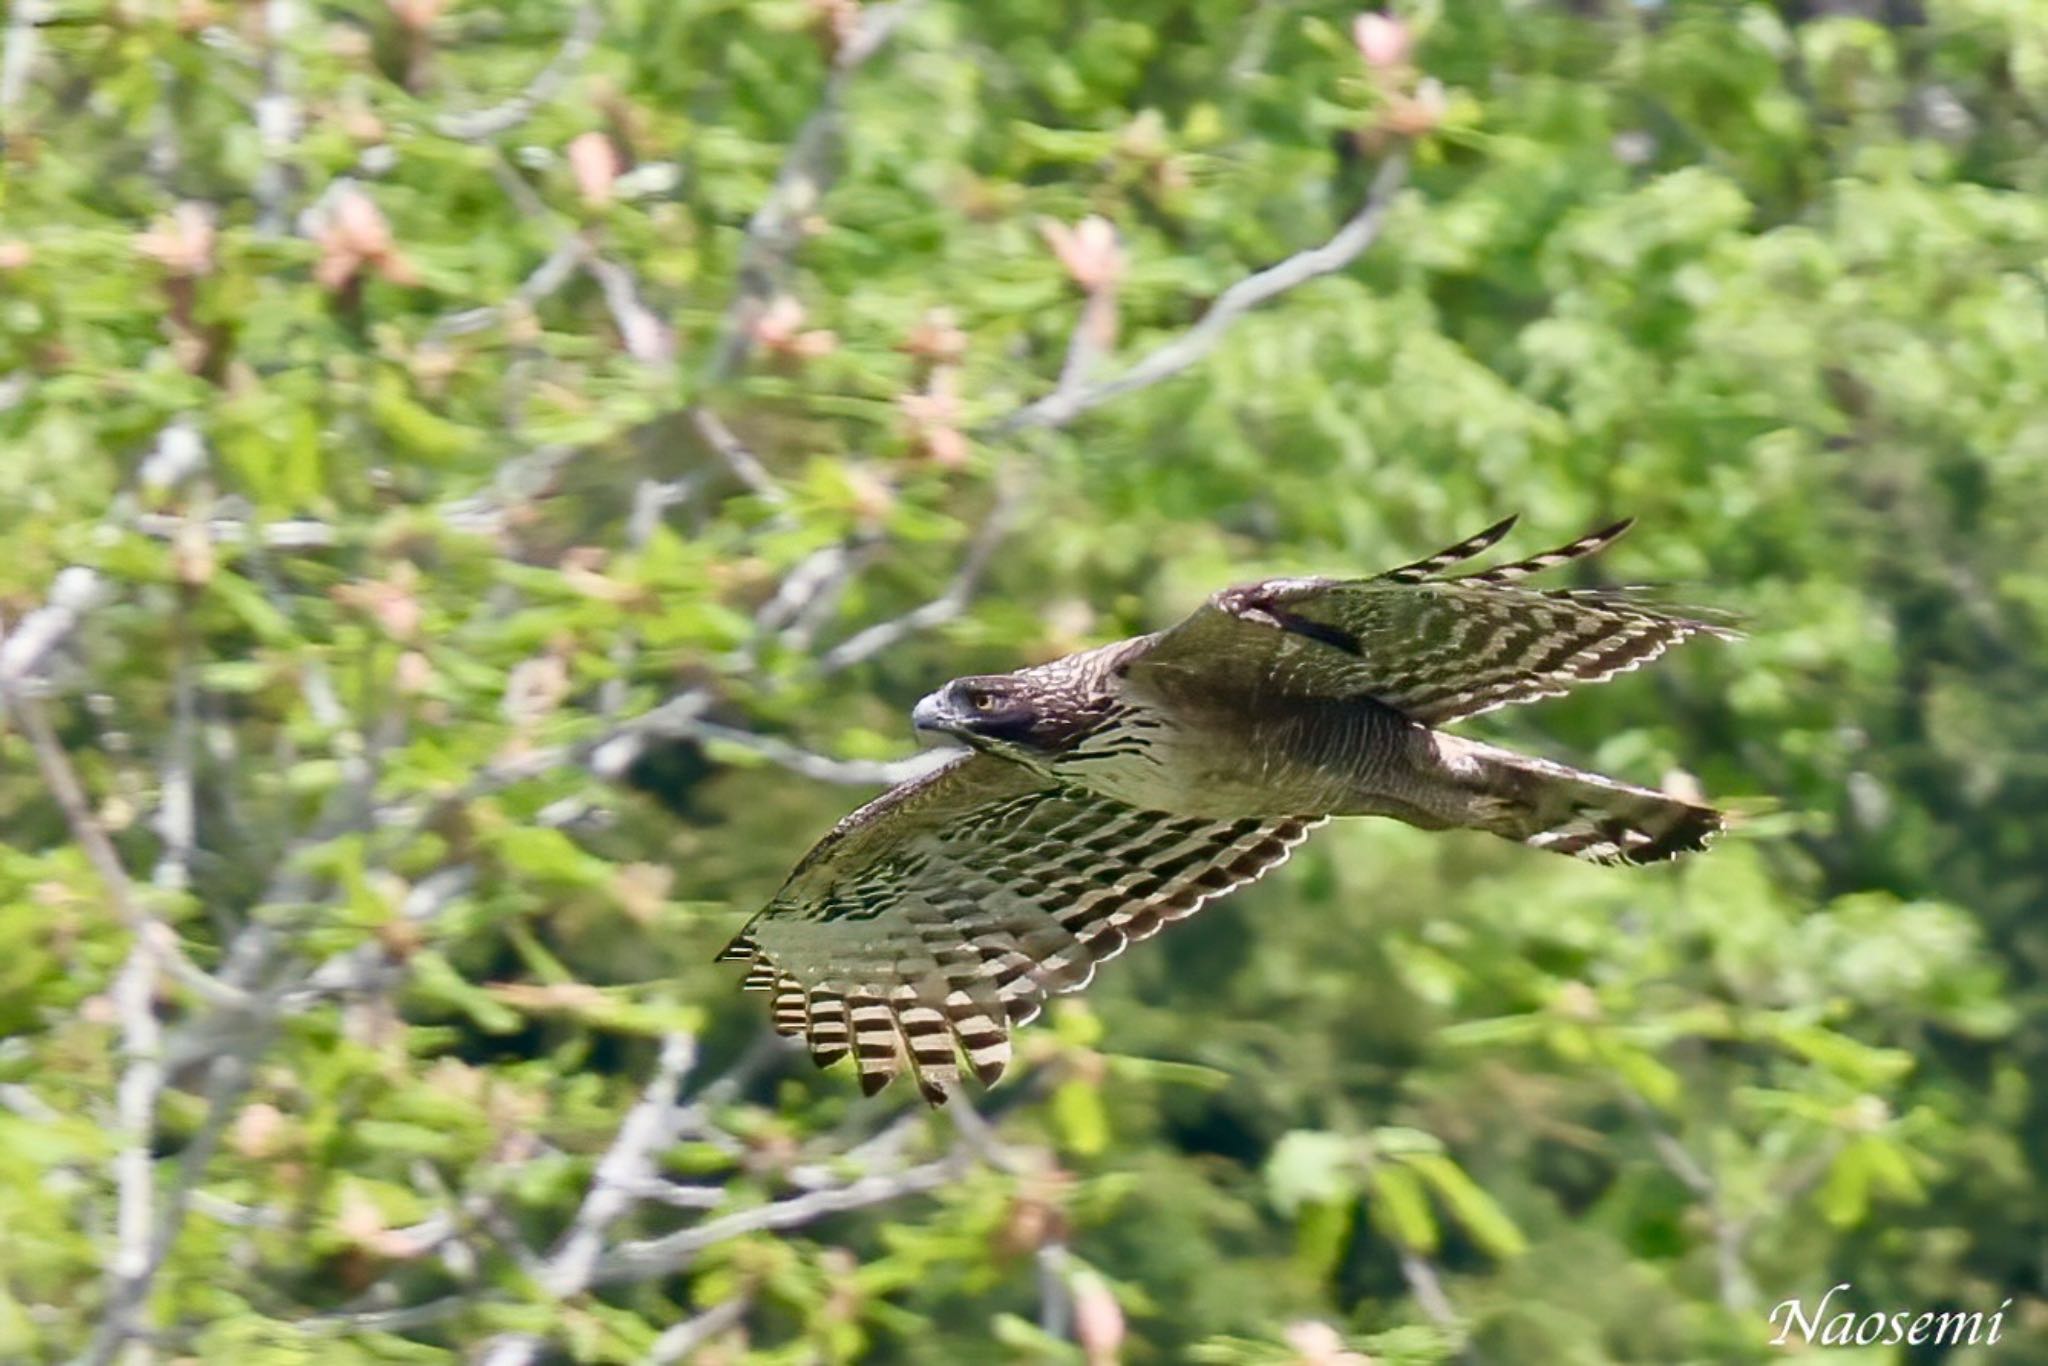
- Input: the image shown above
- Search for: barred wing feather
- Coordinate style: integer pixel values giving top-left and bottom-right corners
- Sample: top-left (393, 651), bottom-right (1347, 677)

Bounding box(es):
top-left (1138, 520), bottom-right (1736, 726)
top-left (718, 751), bottom-right (1320, 1104)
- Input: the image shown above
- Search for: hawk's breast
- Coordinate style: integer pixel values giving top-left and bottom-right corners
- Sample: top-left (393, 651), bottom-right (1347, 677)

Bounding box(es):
top-left (1047, 673), bottom-right (1369, 818)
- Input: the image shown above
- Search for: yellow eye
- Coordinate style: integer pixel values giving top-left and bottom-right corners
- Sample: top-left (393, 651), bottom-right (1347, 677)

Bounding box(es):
top-left (968, 688), bottom-right (997, 712)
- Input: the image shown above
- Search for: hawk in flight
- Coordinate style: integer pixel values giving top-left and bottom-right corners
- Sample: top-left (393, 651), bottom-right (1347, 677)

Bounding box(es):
top-left (720, 517), bottom-right (1735, 1103)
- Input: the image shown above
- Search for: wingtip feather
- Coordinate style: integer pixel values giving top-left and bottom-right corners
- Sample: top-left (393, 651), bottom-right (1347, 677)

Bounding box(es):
top-left (714, 934), bottom-right (758, 963)
top-left (1378, 513), bottom-right (1522, 583)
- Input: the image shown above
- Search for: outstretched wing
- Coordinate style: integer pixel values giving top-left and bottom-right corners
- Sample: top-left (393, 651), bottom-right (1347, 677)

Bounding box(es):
top-left (1134, 518), bottom-right (1736, 726)
top-left (718, 751), bottom-right (1321, 1104)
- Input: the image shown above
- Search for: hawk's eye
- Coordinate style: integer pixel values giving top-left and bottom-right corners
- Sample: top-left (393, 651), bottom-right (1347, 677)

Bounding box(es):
top-left (966, 688), bottom-right (998, 713)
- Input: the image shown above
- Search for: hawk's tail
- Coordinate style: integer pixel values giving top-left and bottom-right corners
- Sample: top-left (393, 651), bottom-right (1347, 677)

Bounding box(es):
top-left (1436, 735), bottom-right (1722, 865)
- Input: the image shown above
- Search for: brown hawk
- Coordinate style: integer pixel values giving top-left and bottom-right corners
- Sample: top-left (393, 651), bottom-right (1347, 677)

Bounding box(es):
top-left (719, 517), bottom-right (1735, 1103)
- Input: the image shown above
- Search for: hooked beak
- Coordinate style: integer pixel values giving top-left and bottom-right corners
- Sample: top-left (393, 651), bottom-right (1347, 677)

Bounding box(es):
top-left (911, 689), bottom-right (950, 734)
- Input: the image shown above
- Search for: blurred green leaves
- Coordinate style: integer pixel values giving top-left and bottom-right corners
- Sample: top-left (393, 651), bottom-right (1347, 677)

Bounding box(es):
top-left (4, 0), bottom-right (2048, 1361)
top-left (1268, 1125), bottom-right (1526, 1280)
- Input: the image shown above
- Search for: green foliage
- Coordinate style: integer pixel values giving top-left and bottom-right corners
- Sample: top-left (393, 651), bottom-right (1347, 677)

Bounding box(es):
top-left (4, 0), bottom-right (2046, 1361)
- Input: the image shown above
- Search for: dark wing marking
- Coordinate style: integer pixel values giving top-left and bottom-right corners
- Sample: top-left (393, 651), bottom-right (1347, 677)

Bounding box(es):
top-left (1377, 514), bottom-right (1633, 586)
top-left (718, 751), bottom-right (1321, 1104)
top-left (1458, 517), bottom-right (1634, 584)
top-left (1376, 514), bottom-right (1520, 583)
top-left (1134, 521), bottom-right (1735, 726)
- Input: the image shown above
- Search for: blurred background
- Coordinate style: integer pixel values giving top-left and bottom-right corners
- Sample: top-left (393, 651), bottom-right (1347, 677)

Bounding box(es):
top-left (3, 0), bottom-right (2046, 1361)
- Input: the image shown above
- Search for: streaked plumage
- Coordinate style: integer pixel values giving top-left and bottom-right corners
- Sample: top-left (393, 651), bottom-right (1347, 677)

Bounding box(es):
top-left (720, 516), bottom-right (1736, 1103)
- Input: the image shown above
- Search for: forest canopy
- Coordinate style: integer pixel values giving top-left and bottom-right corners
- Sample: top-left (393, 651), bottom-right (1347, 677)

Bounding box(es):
top-left (3, 0), bottom-right (2047, 1361)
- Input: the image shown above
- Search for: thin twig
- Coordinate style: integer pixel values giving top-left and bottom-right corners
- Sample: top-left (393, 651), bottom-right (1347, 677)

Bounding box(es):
top-left (816, 479), bottom-right (1024, 676)
top-left (148, 1051), bottom-right (253, 1274)
top-left (674, 1027), bottom-right (794, 1125)
top-left (476, 1335), bottom-right (548, 1366)
top-left (754, 543), bottom-right (861, 638)
top-left (584, 251), bottom-right (676, 367)
top-left (601, 478), bottom-right (698, 717)
top-left (1038, 1242), bottom-right (1073, 1341)
top-left (129, 513), bottom-right (339, 549)
top-left (699, 0), bottom-right (926, 386)
top-left (0, 1084), bottom-right (59, 1122)
top-left (440, 444), bottom-right (583, 538)
top-left (1397, 1247), bottom-right (1463, 1333)
top-left (685, 406), bottom-right (786, 505)
top-left (285, 865), bottom-right (475, 1008)
top-left (1620, 1090), bottom-right (1755, 1311)
top-left (435, 1), bottom-right (601, 141)
top-left (0, 686), bottom-right (226, 1002)
top-left (141, 760), bottom-right (392, 1328)
top-left (668, 719), bottom-right (956, 787)
top-left (303, 1291), bottom-right (497, 1336)
top-left (1052, 282), bottom-right (1115, 399)
top-left (982, 150), bottom-right (1409, 437)
top-left (644, 1293), bottom-right (753, 1365)
top-left (619, 1178), bottom-right (727, 1211)
top-left (429, 235), bottom-right (589, 341)
top-left (776, 541), bottom-right (878, 654)
top-left (590, 2), bottom-right (925, 509)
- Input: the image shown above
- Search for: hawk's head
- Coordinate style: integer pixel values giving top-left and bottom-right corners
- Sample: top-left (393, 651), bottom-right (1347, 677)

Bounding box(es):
top-left (912, 674), bottom-right (1087, 768)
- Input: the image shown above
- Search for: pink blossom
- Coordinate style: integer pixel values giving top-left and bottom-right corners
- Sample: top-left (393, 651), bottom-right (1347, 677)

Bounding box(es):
top-left (568, 131), bottom-right (620, 207)
top-left (1352, 12), bottom-right (1413, 72)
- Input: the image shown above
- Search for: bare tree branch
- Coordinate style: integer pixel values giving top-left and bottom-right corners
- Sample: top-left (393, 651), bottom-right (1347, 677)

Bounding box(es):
top-left (440, 444), bottom-right (582, 538)
top-left (2, 677), bottom-right (184, 1364)
top-left (252, 0), bottom-right (301, 234)
top-left (473, 1033), bottom-right (700, 1366)
top-left (593, 1147), bottom-right (974, 1285)
top-left (153, 594), bottom-right (198, 894)
top-left (543, 1031), bottom-right (697, 1296)
top-left (583, 682), bottom-right (954, 792)
top-left (982, 150), bottom-right (1409, 437)
top-left (775, 542), bottom-right (880, 654)
top-left (1038, 1241), bottom-right (1074, 1341)
top-left (0, 0), bottom-right (51, 147)
top-left (84, 927), bottom-right (170, 1366)
top-left (0, 566), bottom-right (106, 705)
top-left (477, 1336), bottom-right (546, 1366)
